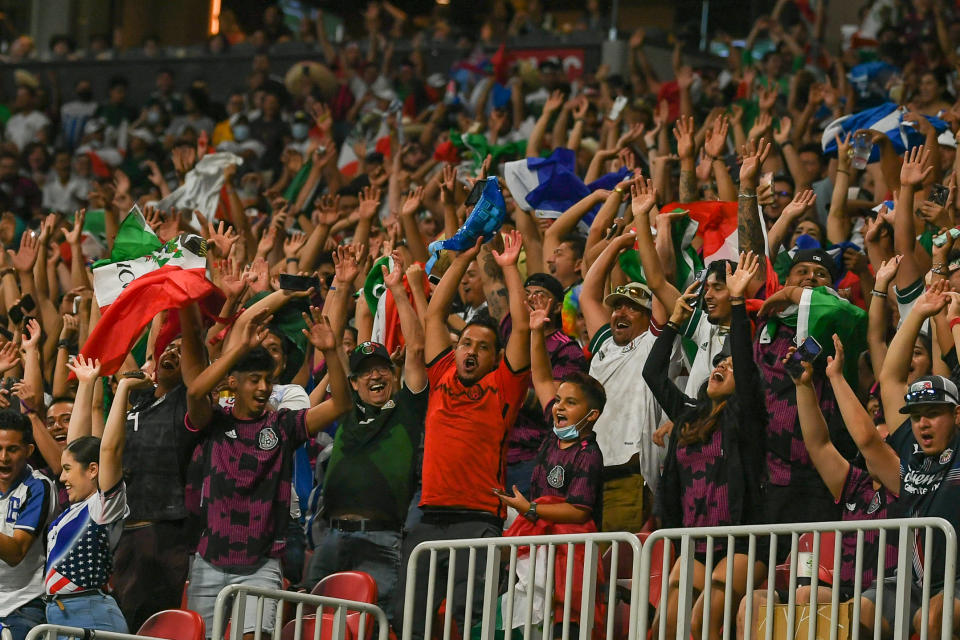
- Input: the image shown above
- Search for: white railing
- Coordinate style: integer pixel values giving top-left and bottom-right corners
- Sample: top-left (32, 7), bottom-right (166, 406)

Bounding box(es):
top-left (26, 625), bottom-right (155, 640)
top-left (635, 518), bottom-right (956, 640)
top-left (211, 584), bottom-right (390, 640)
top-left (400, 531), bottom-right (642, 640)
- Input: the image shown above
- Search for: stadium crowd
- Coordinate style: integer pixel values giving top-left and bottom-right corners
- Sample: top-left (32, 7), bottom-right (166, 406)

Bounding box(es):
top-left (2, 0), bottom-right (960, 638)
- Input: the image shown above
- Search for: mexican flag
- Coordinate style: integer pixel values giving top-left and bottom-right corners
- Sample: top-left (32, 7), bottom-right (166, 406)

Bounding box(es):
top-left (618, 213), bottom-right (704, 289)
top-left (363, 256), bottom-right (431, 353)
top-left (665, 201), bottom-right (741, 266)
top-left (81, 206), bottom-right (216, 375)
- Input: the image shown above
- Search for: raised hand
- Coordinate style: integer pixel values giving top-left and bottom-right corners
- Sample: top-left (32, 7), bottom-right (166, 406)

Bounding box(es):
top-left (630, 176), bottom-right (658, 221)
top-left (207, 220), bottom-right (239, 257)
top-left (834, 132), bottom-right (852, 169)
top-left (739, 138), bottom-right (772, 189)
top-left (357, 185), bottom-right (382, 220)
top-left (218, 258), bottom-right (250, 299)
top-left (21, 318), bottom-right (41, 351)
top-left (704, 115), bottom-right (729, 158)
top-left (313, 194), bottom-right (340, 226)
top-left (543, 89), bottom-right (565, 114)
top-left (59, 313), bottom-right (79, 340)
top-left (0, 341), bottom-right (19, 374)
top-left (246, 257), bottom-right (270, 293)
top-left (8, 230), bottom-right (38, 272)
top-left (65, 209), bottom-right (85, 245)
top-left (747, 111), bottom-right (773, 142)
top-left (333, 243), bottom-right (364, 285)
top-left (302, 307), bottom-right (337, 351)
top-left (400, 186), bottom-right (425, 218)
top-left (824, 334), bottom-right (845, 380)
top-left (492, 229), bottom-right (523, 267)
top-left (67, 353), bottom-right (102, 383)
top-left (382, 251), bottom-right (406, 291)
top-left (256, 223), bottom-right (278, 257)
top-left (874, 255), bottom-right (902, 289)
top-left (914, 279), bottom-right (949, 318)
top-left (781, 189), bottom-right (817, 221)
top-left (757, 84), bottom-right (779, 112)
top-left (283, 231), bottom-right (307, 259)
top-left (670, 279), bottom-right (700, 325)
top-left (673, 115), bottom-right (696, 160)
top-left (773, 116), bottom-right (793, 145)
top-left (617, 123), bottom-right (646, 150)
top-left (725, 251), bottom-right (760, 298)
top-left (900, 144), bottom-right (933, 187)
top-left (440, 164), bottom-right (457, 199)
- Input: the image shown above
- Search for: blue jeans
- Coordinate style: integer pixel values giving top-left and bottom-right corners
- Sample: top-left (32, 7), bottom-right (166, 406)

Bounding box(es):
top-left (1, 597), bottom-right (45, 640)
top-left (307, 527), bottom-right (401, 625)
top-left (44, 592), bottom-right (128, 637)
top-left (505, 458), bottom-right (537, 495)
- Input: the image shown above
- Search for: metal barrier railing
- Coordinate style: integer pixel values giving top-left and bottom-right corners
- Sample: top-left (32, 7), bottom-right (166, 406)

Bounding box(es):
top-left (26, 625), bottom-right (156, 640)
top-left (211, 584), bottom-right (390, 640)
top-left (400, 531), bottom-right (643, 640)
top-left (635, 518), bottom-right (957, 640)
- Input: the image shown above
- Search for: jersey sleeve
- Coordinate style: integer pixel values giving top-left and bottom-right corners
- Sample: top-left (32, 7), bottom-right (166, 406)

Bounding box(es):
top-left (426, 348), bottom-right (456, 389)
top-left (12, 475), bottom-right (52, 533)
top-left (279, 409), bottom-right (310, 448)
top-left (91, 481), bottom-right (128, 525)
top-left (495, 356), bottom-right (533, 423)
top-left (588, 324), bottom-right (612, 356)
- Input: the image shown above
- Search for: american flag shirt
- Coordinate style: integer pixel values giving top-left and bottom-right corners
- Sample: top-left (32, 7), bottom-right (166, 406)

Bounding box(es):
top-left (44, 481), bottom-right (128, 595)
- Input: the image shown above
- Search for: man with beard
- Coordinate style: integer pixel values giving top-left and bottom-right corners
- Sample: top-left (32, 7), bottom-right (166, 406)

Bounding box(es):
top-left (305, 253), bottom-right (426, 625)
top-left (110, 307), bottom-right (205, 631)
top-left (398, 231), bottom-right (530, 640)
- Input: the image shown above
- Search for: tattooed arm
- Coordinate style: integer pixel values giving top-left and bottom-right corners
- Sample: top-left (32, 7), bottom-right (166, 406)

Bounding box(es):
top-left (478, 240), bottom-right (510, 323)
top-left (674, 115), bottom-right (698, 203)
top-left (737, 138), bottom-right (772, 294)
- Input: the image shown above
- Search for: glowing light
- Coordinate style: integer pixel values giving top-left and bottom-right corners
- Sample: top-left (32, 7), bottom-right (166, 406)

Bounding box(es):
top-left (209, 0), bottom-right (222, 34)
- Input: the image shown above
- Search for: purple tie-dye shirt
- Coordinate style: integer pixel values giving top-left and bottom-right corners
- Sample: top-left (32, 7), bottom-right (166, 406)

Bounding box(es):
top-left (676, 428), bottom-right (731, 552)
top-left (185, 407), bottom-right (308, 572)
top-left (837, 465), bottom-right (898, 588)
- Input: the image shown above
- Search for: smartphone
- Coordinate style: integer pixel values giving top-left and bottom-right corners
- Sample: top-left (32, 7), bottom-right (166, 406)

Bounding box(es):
top-left (120, 370), bottom-right (147, 379)
top-left (19, 294), bottom-right (34, 312)
top-left (8, 305), bottom-right (22, 325)
top-left (760, 171), bottom-right (774, 187)
top-left (71, 296), bottom-right (81, 314)
top-left (465, 180), bottom-right (484, 206)
top-left (784, 336), bottom-right (823, 378)
top-left (278, 273), bottom-right (320, 292)
top-left (427, 273), bottom-right (442, 285)
top-left (693, 268), bottom-right (710, 309)
top-left (1, 377), bottom-right (18, 393)
top-left (929, 184), bottom-right (950, 207)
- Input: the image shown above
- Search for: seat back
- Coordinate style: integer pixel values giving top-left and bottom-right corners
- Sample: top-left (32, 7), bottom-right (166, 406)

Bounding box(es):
top-left (310, 571), bottom-right (378, 604)
top-left (280, 612), bottom-right (365, 640)
top-left (138, 608), bottom-right (206, 640)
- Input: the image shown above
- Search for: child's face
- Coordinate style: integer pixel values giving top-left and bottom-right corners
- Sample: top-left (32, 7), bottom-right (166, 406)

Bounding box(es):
top-left (552, 382), bottom-right (597, 431)
top-left (229, 369), bottom-right (273, 417)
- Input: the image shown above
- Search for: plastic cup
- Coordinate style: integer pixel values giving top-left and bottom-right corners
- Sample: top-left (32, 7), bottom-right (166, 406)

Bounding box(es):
top-left (851, 131), bottom-right (873, 170)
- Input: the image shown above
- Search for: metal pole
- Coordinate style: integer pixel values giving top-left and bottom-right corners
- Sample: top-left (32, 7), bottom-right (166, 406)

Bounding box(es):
top-left (700, 0), bottom-right (710, 51)
top-left (608, 0), bottom-right (620, 41)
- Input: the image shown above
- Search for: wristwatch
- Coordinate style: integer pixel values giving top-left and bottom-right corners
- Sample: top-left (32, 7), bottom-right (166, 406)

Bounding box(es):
top-left (524, 502), bottom-right (539, 523)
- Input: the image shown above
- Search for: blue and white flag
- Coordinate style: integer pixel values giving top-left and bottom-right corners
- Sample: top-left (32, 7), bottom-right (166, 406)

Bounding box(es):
top-left (425, 177), bottom-right (507, 274)
top-left (504, 147), bottom-right (629, 227)
top-left (821, 102), bottom-right (948, 162)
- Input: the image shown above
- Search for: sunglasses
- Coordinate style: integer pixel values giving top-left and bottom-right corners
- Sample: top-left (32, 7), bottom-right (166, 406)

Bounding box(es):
top-left (612, 285), bottom-right (651, 301)
top-left (904, 387), bottom-right (957, 405)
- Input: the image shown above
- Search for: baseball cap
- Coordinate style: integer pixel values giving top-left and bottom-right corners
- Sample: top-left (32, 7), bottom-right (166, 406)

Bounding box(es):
top-left (524, 273), bottom-right (564, 303)
top-left (349, 341), bottom-right (392, 375)
top-left (900, 375), bottom-right (960, 414)
top-left (790, 248), bottom-right (837, 282)
top-left (603, 282), bottom-right (653, 311)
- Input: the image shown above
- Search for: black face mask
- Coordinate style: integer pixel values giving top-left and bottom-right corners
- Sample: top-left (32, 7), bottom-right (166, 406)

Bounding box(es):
top-left (77, 89), bottom-right (93, 101)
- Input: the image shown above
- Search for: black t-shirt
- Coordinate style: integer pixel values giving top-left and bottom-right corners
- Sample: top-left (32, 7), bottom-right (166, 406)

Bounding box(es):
top-left (122, 385), bottom-right (200, 521)
top-left (889, 419), bottom-right (960, 590)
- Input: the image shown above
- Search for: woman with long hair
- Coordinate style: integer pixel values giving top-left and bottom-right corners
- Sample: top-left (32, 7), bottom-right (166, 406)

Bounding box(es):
top-left (643, 252), bottom-right (768, 640)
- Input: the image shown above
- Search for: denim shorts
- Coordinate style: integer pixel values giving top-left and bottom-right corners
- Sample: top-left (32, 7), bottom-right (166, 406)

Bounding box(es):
top-left (187, 553), bottom-right (282, 638)
top-left (44, 591), bottom-right (128, 637)
top-left (1, 597), bottom-right (45, 640)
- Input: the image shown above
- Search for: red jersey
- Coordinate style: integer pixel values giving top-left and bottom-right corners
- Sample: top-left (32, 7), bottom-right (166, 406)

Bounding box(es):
top-left (421, 348), bottom-right (531, 515)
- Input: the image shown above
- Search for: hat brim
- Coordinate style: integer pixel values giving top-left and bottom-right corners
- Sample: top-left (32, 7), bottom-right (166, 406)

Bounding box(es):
top-left (349, 353), bottom-right (394, 376)
top-left (899, 399), bottom-right (958, 414)
top-left (603, 292), bottom-right (651, 310)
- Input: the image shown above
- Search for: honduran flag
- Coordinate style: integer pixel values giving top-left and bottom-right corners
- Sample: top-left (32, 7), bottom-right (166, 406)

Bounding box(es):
top-left (82, 206), bottom-right (216, 376)
top-left (821, 102), bottom-right (948, 161)
top-left (503, 148), bottom-right (629, 228)
top-left (425, 177), bottom-right (507, 274)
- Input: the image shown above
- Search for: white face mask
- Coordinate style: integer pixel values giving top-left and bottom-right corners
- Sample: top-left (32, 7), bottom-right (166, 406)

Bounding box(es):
top-left (552, 411), bottom-right (595, 441)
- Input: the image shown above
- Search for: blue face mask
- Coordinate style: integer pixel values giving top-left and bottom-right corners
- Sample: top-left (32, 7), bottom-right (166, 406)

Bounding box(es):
top-left (291, 122), bottom-right (309, 140)
top-left (146, 109), bottom-right (162, 125)
top-left (233, 124), bottom-right (250, 142)
top-left (552, 412), bottom-right (594, 441)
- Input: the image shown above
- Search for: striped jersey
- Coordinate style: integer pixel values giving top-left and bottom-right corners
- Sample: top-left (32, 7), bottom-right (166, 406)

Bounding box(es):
top-left (44, 482), bottom-right (127, 595)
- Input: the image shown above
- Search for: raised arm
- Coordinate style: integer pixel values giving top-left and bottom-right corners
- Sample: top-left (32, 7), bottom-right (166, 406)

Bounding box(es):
top-left (528, 307), bottom-right (557, 411)
top-left (383, 253), bottom-right (427, 392)
top-left (895, 145), bottom-right (933, 290)
top-left (826, 334), bottom-right (902, 493)
top-left (867, 256), bottom-right (900, 380)
top-left (323, 244), bottom-right (364, 339)
top-left (64, 354), bottom-right (101, 442)
top-left (630, 177), bottom-right (681, 313)
top-left (879, 281), bottom-right (947, 428)
top-left (766, 190), bottom-right (817, 259)
top-left (99, 376), bottom-right (150, 491)
top-left (302, 310), bottom-right (351, 434)
top-left (826, 133), bottom-right (854, 244)
top-left (527, 91), bottom-right (564, 158)
top-left (543, 190), bottom-right (607, 263)
top-left (425, 238), bottom-right (482, 362)
top-left (581, 232), bottom-right (637, 341)
top-left (493, 230), bottom-right (530, 371)
top-left (791, 359), bottom-right (850, 500)
top-left (674, 115), bottom-right (698, 203)
top-left (737, 138), bottom-right (772, 292)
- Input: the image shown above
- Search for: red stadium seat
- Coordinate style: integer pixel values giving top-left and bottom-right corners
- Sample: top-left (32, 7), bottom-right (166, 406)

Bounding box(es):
top-left (600, 532), bottom-right (675, 608)
top-left (138, 609), bottom-right (206, 640)
top-left (310, 571), bottom-right (378, 604)
top-left (775, 531), bottom-right (839, 590)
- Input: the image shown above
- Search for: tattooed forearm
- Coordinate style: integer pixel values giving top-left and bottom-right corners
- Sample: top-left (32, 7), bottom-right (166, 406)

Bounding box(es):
top-left (679, 169), bottom-right (697, 204)
top-left (737, 190), bottom-right (767, 276)
top-left (486, 287), bottom-right (509, 321)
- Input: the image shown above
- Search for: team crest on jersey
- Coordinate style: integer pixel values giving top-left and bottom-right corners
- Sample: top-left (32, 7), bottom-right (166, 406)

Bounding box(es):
top-left (547, 465), bottom-right (565, 489)
top-left (940, 449), bottom-right (954, 465)
top-left (225, 429), bottom-right (238, 439)
top-left (258, 427), bottom-right (279, 451)
top-left (866, 492), bottom-right (882, 515)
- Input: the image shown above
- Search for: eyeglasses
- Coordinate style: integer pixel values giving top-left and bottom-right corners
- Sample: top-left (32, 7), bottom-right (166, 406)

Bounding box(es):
top-left (356, 364), bottom-right (392, 378)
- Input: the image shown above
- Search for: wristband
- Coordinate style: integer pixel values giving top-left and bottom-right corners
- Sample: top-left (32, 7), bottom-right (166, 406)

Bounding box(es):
top-left (871, 290), bottom-right (888, 298)
top-left (57, 339), bottom-right (75, 350)
top-left (951, 317), bottom-right (960, 330)
top-left (665, 320), bottom-right (680, 331)
top-left (780, 140), bottom-right (794, 148)
top-left (738, 192), bottom-right (757, 199)
top-left (613, 186), bottom-right (625, 195)
top-left (729, 296), bottom-right (745, 303)
top-left (286, 257), bottom-right (299, 263)
top-left (836, 169), bottom-right (850, 176)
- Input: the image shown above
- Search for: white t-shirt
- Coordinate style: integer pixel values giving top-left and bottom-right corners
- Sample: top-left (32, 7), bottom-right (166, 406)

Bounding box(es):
top-left (5, 111), bottom-right (50, 151)
top-left (42, 173), bottom-right (90, 214)
top-left (0, 467), bottom-right (55, 616)
top-left (588, 326), bottom-right (666, 491)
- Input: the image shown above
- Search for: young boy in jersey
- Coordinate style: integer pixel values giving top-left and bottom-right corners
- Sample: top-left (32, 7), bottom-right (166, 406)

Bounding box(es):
top-left (184, 310), bottom-right (350, 638)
